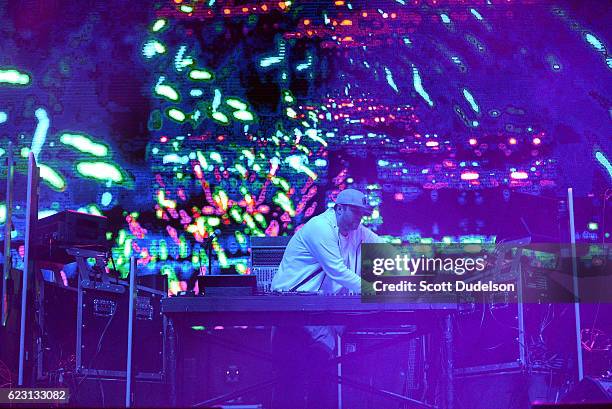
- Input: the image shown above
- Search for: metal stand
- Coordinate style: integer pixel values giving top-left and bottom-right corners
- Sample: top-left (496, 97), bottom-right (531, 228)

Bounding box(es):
top-left (206, 239), bottom-right (214, 275)
top-left (68, 248), bottom-right (124, 293)
top-left (183, 318), bottom-right (450, 409)
top-left (167, 319), bottom-right (177, 407)
top-left (567, 187), bottom-right (584, 382)
top-left (2, 141), bottom-right (15, 327)
top-left (443, 314), bottom-right (454, 409)
top-left (18, 153), bottom-right (38, 386)
top-left (125, 256), bottom-right (136, 408)
top-left (337, 333), bottom-right (342, 409)
top-left (73, 247), bottom-right (124, 379)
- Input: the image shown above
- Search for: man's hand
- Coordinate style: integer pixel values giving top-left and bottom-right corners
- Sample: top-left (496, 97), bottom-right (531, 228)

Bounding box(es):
top-left (361, 280), bottom-right (376, 295)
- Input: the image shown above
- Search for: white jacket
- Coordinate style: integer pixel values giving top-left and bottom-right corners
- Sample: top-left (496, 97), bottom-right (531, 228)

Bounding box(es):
top-left (272, 208), bottom-right (382, 294)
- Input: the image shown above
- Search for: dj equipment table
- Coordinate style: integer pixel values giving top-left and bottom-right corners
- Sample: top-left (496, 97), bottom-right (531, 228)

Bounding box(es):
top-left (162, 294), bottom-right (457, 408)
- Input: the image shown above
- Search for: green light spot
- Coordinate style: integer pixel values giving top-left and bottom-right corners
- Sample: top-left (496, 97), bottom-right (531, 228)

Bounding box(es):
top-left (0, 203), bottom-right (6, 224)
top-left (0, 68), bottom-right (31, 85)
top-left (226, 98), bottom-right (247, 110)
top-left (235, 231), bottom-right (246, 244)
top-left (588, 222), bottom-right (598, 231)
top-left (197, 150), bottom-right (208, 168)
top-left (191, 326), bottom-right (205, 331)
top-left (412, 65), bottom-right (434, 107)
top-left (39, 164), bottom-right (66, 191)
top-left (282, 90), bottom-right (295, 104)
top-left (162, 154), bottom-right (189, 165)
top-left (585, 33), bottom-right (605, 52)
top-left (124, 238), bottom-right (132, 257)
top-left (155, 84), bottom-right (180, 101)
top-left (101, 192), bottom-right (112, 206)
top-left (260, 56), bottom-right (284, 68)
top-left (212, 89), bottom-right (222, 111)
top-left (118, 229), bottom-right (126, 245)
top-left (233, 110), bottom-right (255, 122)
top-left (167, 108), bottom-right (186, 122)
top-left (189, 69), bottom-right (213, 81)
top-left (384, 67), bottom-right (399, 93)
top-left (179, 235), bottom-right (188, 258)
top-left (286, 107), bottom-right (297, 118)
top-left (142, 40), bottom-right (166, 58)
top-left (180, 5), bottom-right (194, 13)
top-left (230, 207), bottom-right (242, 223)
top-left (174, 45), bottom-right (194, 72)
top-left (235, 164), bottom-right (247, 177)
top-left (211, 111), bottom-right (229, 124)
top-left (440, 13), bottom-right (451, 24)
top-left (190, 89), bottom-right (203, 97)
top-left (254, 212), bottom-right (267, 228)
top-left (462, 88), bottom-right (480, 113)
top-left (159, 239), bottom-right (168, 260)
top-left (470, 8), bottom-right (483, 21)
top-left (210, 152), bottom-right (222, 163)
top-left (76, 161), bottom-right (124, 183)
top-left (273, 192), bottom-right (295, 216)
top-left (151, 18), bottom-right (168, 32)
top-left (87, 204), bottom-right (103, 216)
top-left (595, 151), bottom-right (612, 180)
top-left (60, 133), bottom-right (109, 156)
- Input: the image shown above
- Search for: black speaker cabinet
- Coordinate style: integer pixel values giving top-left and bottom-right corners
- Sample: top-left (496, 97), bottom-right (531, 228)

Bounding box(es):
top-left (76, 284), bottom-right (166, 380)
top-left (34, 278), bottom-right (166, 383)
top-left (36, 281), bottom-right (78, 381)
top-left (177, 327), bottom-right (273, 407)
top-left (340, 330), bottom-right (427, 409)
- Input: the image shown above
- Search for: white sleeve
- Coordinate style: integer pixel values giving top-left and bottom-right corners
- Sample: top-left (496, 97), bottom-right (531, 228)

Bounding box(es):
top-left (361, 226), bottom-right (385, 244)
top-left (301, 220), bottom-right (362, 292)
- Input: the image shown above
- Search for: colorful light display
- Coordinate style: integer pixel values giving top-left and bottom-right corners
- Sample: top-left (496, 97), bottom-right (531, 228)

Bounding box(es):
top-left (0, 0), bottom-right (610, 293)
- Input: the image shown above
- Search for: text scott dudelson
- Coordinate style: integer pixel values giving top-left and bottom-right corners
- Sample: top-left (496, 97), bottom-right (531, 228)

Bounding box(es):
top-left (372, 280), bottom-right (515, 293)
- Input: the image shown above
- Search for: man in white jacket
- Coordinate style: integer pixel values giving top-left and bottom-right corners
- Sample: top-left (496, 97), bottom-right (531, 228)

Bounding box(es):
top-left (272, 188), bottom-right (381, 294)
top-left (270, 188), bottom-right (382, 409)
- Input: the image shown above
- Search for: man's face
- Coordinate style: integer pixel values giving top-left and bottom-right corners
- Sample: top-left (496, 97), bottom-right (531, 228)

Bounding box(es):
top-left (336, 204), bottom-right (367, 234)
